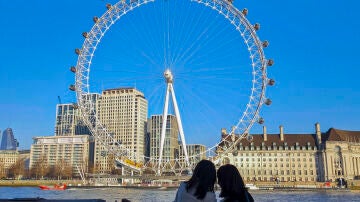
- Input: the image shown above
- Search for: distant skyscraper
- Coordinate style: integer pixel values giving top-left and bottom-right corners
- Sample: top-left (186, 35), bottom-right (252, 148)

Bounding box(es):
top-left (0, 128), bottom-right (17, 150)
top-left (94, 88), bottom-right (148, 172)
top-left (148, 115), bottom-right (179, 162)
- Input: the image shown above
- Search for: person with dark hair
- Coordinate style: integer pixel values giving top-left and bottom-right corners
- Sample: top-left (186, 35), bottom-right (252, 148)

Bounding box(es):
top-left (174, 159), bottom-right (217, 202)
top-left (217, 164), bottom-right (254, 202)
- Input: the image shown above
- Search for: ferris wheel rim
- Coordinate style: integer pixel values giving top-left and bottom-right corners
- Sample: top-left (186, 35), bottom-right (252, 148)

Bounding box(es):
top-left (73, 0), bottom-right (271, 170)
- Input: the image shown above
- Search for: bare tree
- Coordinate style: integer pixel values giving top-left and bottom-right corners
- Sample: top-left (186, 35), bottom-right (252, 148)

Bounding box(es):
top-left (63, 160), bottom-right (73, 179)
top-left (93, 162), bottom-right (102, 174)
top-left (30, 154), bottom-right (49, 179)
top-left (8, 157), bottom-right (26, 179)
top-left (54, 159), bottom-right (66, 180)
top-left (108, 154), bottom-right (116, 174)
top-left (0, 159), bottom-right (6, 179)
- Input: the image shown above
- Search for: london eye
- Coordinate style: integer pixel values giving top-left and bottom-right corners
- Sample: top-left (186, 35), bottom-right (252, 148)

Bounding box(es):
top-left (70, 0), bottom-right (275, 175)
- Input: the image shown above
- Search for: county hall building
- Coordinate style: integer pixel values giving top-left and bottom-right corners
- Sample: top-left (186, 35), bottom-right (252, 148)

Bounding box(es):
top-left (217, 123), bottom-right (360, 182)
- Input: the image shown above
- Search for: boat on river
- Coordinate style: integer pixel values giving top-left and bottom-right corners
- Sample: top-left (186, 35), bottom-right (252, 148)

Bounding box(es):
top-left (245, 184), bottom-right (260, 190)
top-left (39, 184), bottom-right (67, 190)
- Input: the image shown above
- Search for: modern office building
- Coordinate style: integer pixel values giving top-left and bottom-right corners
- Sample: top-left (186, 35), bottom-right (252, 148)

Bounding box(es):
top-left (147, 115), bottom-right (179, 162)
top-left (55, 93), bottom-right (100, 136)
top-left (94, 88), bottom-right (148, 173)
top-left (30, 135), bottom-right (93, 175)
top-left (55, 104), bottom-right (79, 136)
top-left (0, 128), bottom-right (18, 150)
top-left (216, 123), bottom-right (360, 182)
top-left (179, 144), bottom-right (207, 167)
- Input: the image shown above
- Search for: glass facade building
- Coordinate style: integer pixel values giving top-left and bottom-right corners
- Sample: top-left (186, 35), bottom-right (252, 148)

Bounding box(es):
top-left (0, 128), bottom-right (17, 150)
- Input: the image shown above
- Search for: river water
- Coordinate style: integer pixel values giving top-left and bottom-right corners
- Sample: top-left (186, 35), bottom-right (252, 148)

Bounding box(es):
top-left (0, 187), bottom-right (359, 202)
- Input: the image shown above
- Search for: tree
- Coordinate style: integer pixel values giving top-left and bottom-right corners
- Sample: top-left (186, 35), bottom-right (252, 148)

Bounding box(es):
top-left (62, 161), bottom-right (73, 179)
top-left (30, 154), bottom-right (49, 179)
top-left (0, 159), bottom-right (6, 179)
top-left (105, 154), bottom-right (121, 175)
top-left (54, 159), bottom-right (66, 180)
top-left (8, 157), bottom-right (26, 179)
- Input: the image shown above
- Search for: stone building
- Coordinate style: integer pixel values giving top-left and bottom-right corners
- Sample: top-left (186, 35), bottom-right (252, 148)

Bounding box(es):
top-left (0, 150), bottom-right (19, 177)
top-left (94, 88), bottom-right (148, 172)
top-left (217, 123), bottom-right (360, 182)
top-left (321, 128), bottom-right (360, 181)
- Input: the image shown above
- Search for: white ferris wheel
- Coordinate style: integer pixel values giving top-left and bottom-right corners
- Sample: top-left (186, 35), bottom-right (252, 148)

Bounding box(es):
top-left (70, 0), bottom-right (275, 175)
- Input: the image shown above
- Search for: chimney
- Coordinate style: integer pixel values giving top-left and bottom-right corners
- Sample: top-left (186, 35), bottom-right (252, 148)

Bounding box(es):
top-left (280, 125), bottom-right (284, 141)
top-left (315, 122), bottom-right (322, 145)
top-left (263, 126), bottom-right (267, 141)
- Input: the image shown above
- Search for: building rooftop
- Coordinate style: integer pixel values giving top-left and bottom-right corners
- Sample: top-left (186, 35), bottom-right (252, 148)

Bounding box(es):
top-left (101, 87), bottom-right (145, 98)
top-left (324, 128), bottom-right (360, 142)
top-left (221, 133), bottom-right (317, 147)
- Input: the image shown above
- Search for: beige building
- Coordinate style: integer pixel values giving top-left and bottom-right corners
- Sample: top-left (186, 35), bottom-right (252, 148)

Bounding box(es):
top-left (179, 144), bottom-right (207, 167)
top-left (30, 135), bottom-right (92, 175)
top-left (0, 150), bottom-right (19, 177)
top-left (94, 88), bottom-right (148, 172)
top-left (148, 115), bottom-right (179, 161)
top-left (321, 128), bottom-right (360, 181)
top-left (217, 123), bottom-right (360, 183)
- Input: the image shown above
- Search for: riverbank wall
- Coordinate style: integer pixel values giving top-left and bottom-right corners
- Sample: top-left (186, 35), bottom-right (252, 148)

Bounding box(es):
top-left (0, 179), bottom-right (83, 187)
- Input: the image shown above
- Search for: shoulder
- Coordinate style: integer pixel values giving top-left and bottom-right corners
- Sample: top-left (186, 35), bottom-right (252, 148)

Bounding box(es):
top-left (177, 182), bottom-right (187, 192)
top-left (202, 191), bottom-right (216, 202)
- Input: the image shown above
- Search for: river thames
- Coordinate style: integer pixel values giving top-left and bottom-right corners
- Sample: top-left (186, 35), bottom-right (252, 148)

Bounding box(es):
top-left (0, 187), bottom-right (359, 202)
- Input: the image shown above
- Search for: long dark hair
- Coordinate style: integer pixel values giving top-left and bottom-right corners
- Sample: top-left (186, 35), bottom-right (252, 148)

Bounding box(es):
top-left (186, 159), bottom-right (216, 200)
top-left (217, 164), bottom-right (252, 202)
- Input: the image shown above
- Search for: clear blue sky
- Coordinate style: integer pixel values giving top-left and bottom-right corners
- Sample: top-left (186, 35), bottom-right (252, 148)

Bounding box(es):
top-left (0, 0), bottom-right (359, 150)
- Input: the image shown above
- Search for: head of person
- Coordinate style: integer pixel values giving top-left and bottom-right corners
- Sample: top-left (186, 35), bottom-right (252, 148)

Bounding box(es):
top-left (217, 164), bottom-right (247, 201)
top-left (186, 159), bottom-right (216, 199)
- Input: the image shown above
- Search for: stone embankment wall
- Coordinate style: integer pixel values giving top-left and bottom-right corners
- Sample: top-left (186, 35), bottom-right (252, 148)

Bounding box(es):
top-left (0, 179), bottom-right (83, 186)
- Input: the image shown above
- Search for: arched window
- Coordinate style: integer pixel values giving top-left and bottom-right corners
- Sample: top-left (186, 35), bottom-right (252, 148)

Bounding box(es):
top-left (334, 146), bottom-right (343, 176)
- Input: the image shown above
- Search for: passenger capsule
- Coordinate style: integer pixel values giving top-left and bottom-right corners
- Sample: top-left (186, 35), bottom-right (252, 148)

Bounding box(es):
top-left (254, 23), bottom-right (260, 31)
top-left (82, 32), bottom-right (88, 38)
top-left (267, 59), bottom-right (274, 66)
top-left (69, 85), bottom-right (76, 91)
top-left (70, 66), bottom-right (76, 73)
top-left (242, 8), bottom-right (248, 16)
top-left (258, 117), bottom-right (265, 124)
top-left (264, 98), bottom-right (272, 106)
top-left (93, 16), bottom-right (99, 23)
top-left (75, 48), bottom-right (81, 55)
top-left (106, 3), bottom-right (112, 10)
top-left (247, 135), bottom-right (253, 142)
top-left (262, 40), bottom-right (269, 48)
top-left (268, 79), bottom-right (275, 86)
top-left (227, 0), bottom-right (234, 4)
